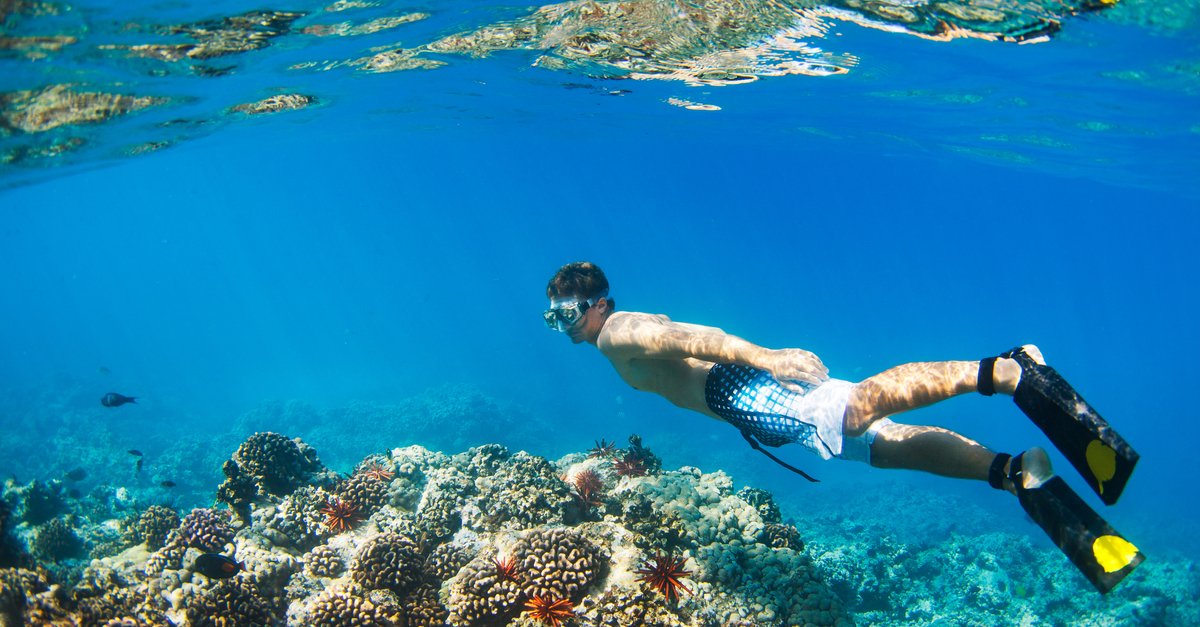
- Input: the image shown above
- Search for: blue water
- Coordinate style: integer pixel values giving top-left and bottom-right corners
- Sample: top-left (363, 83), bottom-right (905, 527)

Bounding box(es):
top-left (2, 0), bottom-right (1199, 619)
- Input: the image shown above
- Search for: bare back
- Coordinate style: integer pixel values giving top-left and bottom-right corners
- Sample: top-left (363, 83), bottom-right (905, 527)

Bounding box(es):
top-left (595, 312), bottom-right (722, 419)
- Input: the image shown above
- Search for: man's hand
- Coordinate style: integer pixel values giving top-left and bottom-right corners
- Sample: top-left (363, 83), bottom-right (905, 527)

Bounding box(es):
top-left (766, 348), bottom-right (829, 392)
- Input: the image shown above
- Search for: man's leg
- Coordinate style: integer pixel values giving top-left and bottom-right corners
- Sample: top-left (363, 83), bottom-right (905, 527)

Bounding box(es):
top-left (841, 346), bottom-right (1043, 484)
top-left (843, 349), bottom-right (1036, 436)
top-left (867, 422), bottom-right (995, 480)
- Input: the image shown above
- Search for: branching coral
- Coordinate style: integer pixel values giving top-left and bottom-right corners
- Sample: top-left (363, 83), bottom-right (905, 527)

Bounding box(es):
top-left (423, 542), bottom-right (472, 582)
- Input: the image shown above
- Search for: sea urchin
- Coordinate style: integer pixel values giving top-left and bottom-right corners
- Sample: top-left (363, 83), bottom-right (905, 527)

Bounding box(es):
top-left (569, 469), bottom-right (605, 508)
top-left (636, 552), bottom-right (692, 602)
top-left (358, 462), bottom-right (394, 482)
top-left (494, 555), bottom-right (521, 582)
top-left (320, 498), bottom-right (360, 532)
top-left (523, 596), bottom-right (574, 626)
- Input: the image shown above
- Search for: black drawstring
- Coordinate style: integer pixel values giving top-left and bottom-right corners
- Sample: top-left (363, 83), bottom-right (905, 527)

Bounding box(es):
top-left (740, 430), bottom-right (819, 482)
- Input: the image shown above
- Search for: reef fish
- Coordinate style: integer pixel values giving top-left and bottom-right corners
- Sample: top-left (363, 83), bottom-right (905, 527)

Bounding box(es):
top-left (101, 392), bottom-right (137, 407)
top-left (160, 481), bottom-right (176, 488)
top-left (64, 467), bottom-right (87, 481)
top-left (194, 553), bottom-right (243, 579)
top-left (127, 449), bottom-right (143, 457)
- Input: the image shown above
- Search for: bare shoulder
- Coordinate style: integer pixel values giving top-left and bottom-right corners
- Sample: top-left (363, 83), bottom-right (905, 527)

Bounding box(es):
top-left (597, 311), bottom-right (670, 354)
top-left (605, 311), bottom-right (669, 330)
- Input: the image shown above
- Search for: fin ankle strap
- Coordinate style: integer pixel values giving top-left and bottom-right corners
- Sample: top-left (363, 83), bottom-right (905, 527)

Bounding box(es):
top-left (989, 453), bottom-right (1013, 490)
top-left (978, 357), bottom-right (998, 396)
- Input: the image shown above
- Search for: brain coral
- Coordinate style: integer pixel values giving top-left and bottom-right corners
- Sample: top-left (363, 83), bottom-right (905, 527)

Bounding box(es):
top-left (305, 544), bottom-right (344, 578)
top-left (177, 508), bottom-right (235, 552)
top-left (458, 447), bottom-right (573, 532)
top-left (31, 517), bottom-right (83, 562)
top-left (335, 472), bottom-right (391, 517)
top-left (186, 576), bottom-right (277, 627)
top-left (133, 505), bottom-right (180, 550)
top-left (265, 485), bottom-right (335, 550)
top-left (404, 583), bottom-right (450, 627)
top-left (424, 542), bottom-right (472, 582)
top-left (511, 527), bottom-right (606, 601)
top-left (307, 589), bottom-right (396, 626)
top-left (232, 431), bottom-right (322, 495)
top-left (350, 532), bottom-right (423, 594)
top-left (445, 551), bottom-right (525, 627)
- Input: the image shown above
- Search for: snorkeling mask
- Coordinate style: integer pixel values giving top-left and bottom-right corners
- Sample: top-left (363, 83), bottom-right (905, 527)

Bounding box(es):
top-left (544, 291), bottom-right (607, 332)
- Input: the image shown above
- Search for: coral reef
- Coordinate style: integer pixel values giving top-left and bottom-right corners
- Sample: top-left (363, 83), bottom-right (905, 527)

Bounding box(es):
top-left (231, 432), bottom-right (324, 496)
top-left (0, 85), bottom-right (165, 133)
top-left (130, 505), bottom-right (180, 550)
top-left (307, 588), bottom-right (396, 626)
top-left (30, 518), bottom-right (83, 562)
top-left (176, 508), bottom-right (235, 553)
top-left (304, 544), bottom-right (344, 578)
top-left (185, 576), bottom-right (278, 626)
top-left (335, 471), bottom-right (391, 517)
top-left (0, 427), bottom-right (1193, 627)
top-left (350, 531), bottom-right (423, 594)
top-left (230, 94), bottom-right (315, 115)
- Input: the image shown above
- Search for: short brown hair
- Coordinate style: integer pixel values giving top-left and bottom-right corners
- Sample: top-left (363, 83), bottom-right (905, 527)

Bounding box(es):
top-left (547, 261), bottom-right (610, 301)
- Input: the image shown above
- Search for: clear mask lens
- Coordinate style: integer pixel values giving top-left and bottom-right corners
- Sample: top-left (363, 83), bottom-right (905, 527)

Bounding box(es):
top-left (544, 300), bottom-right (587, 332)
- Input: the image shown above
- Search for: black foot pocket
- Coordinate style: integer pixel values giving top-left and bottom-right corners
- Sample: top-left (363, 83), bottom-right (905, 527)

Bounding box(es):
top-left (1006, 347), bottom-right (1139, 505)
top-left (1017, 476), bottom-right (1144, 594)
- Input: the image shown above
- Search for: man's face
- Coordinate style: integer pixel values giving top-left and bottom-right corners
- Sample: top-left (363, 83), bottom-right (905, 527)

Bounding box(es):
top-left (545, 294), bottom-right (605, 344)
top-left (565, 306), bottom-right (592, 344)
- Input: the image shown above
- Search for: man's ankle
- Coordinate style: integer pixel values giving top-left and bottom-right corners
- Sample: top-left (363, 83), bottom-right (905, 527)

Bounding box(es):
top-left (993, 357), bottom-right (1022, 395)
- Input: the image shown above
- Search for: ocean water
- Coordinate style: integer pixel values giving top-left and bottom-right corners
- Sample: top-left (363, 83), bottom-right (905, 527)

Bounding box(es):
top-left (2, 0), bottom-right (1199, 624)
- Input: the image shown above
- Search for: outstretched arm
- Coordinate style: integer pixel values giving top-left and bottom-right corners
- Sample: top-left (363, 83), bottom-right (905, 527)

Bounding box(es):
top-left (599, 313), bottom-right (828, 387)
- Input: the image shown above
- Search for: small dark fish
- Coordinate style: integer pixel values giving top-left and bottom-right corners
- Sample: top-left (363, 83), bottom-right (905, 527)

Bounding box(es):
top-left (98, 366), bottom-right (111, 376)
top-left (127, 449), bottom-right (143, 457)
top-left (65, 467), bottom-right (87, 482)
top-left (101, 392), bottom-right (137, 408)
top-left (67, 489), bottom-right (81, 499)
top-left (160, 481), bottom-right (176, 488)
top-left (136, 459), bottom-right (143, 474)
top-left (193, 553), bottom-right (243, 579)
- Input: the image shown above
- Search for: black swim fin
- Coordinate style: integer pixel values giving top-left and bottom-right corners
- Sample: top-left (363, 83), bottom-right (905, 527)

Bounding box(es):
top-left (1005, 347), bottom-right (1138, 505)
top-left (1014, 465), bottom-right (1144, 594)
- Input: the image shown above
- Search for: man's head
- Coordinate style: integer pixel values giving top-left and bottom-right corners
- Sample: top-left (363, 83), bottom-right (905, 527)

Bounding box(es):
top-left (545, 261), bottom-right (614, 344)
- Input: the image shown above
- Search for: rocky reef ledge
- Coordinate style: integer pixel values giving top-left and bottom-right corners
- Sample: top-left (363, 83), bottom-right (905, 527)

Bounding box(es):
top-left (0, 433), bottom-right (849, 626)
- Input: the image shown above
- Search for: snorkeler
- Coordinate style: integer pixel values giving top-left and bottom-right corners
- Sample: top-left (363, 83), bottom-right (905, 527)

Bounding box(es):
top-left (544, 261), bottom-right (1142, 593)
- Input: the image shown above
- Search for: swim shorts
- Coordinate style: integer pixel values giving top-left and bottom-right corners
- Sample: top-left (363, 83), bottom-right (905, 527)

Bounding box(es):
top-left (704, 363), bottom-right (891, 463)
